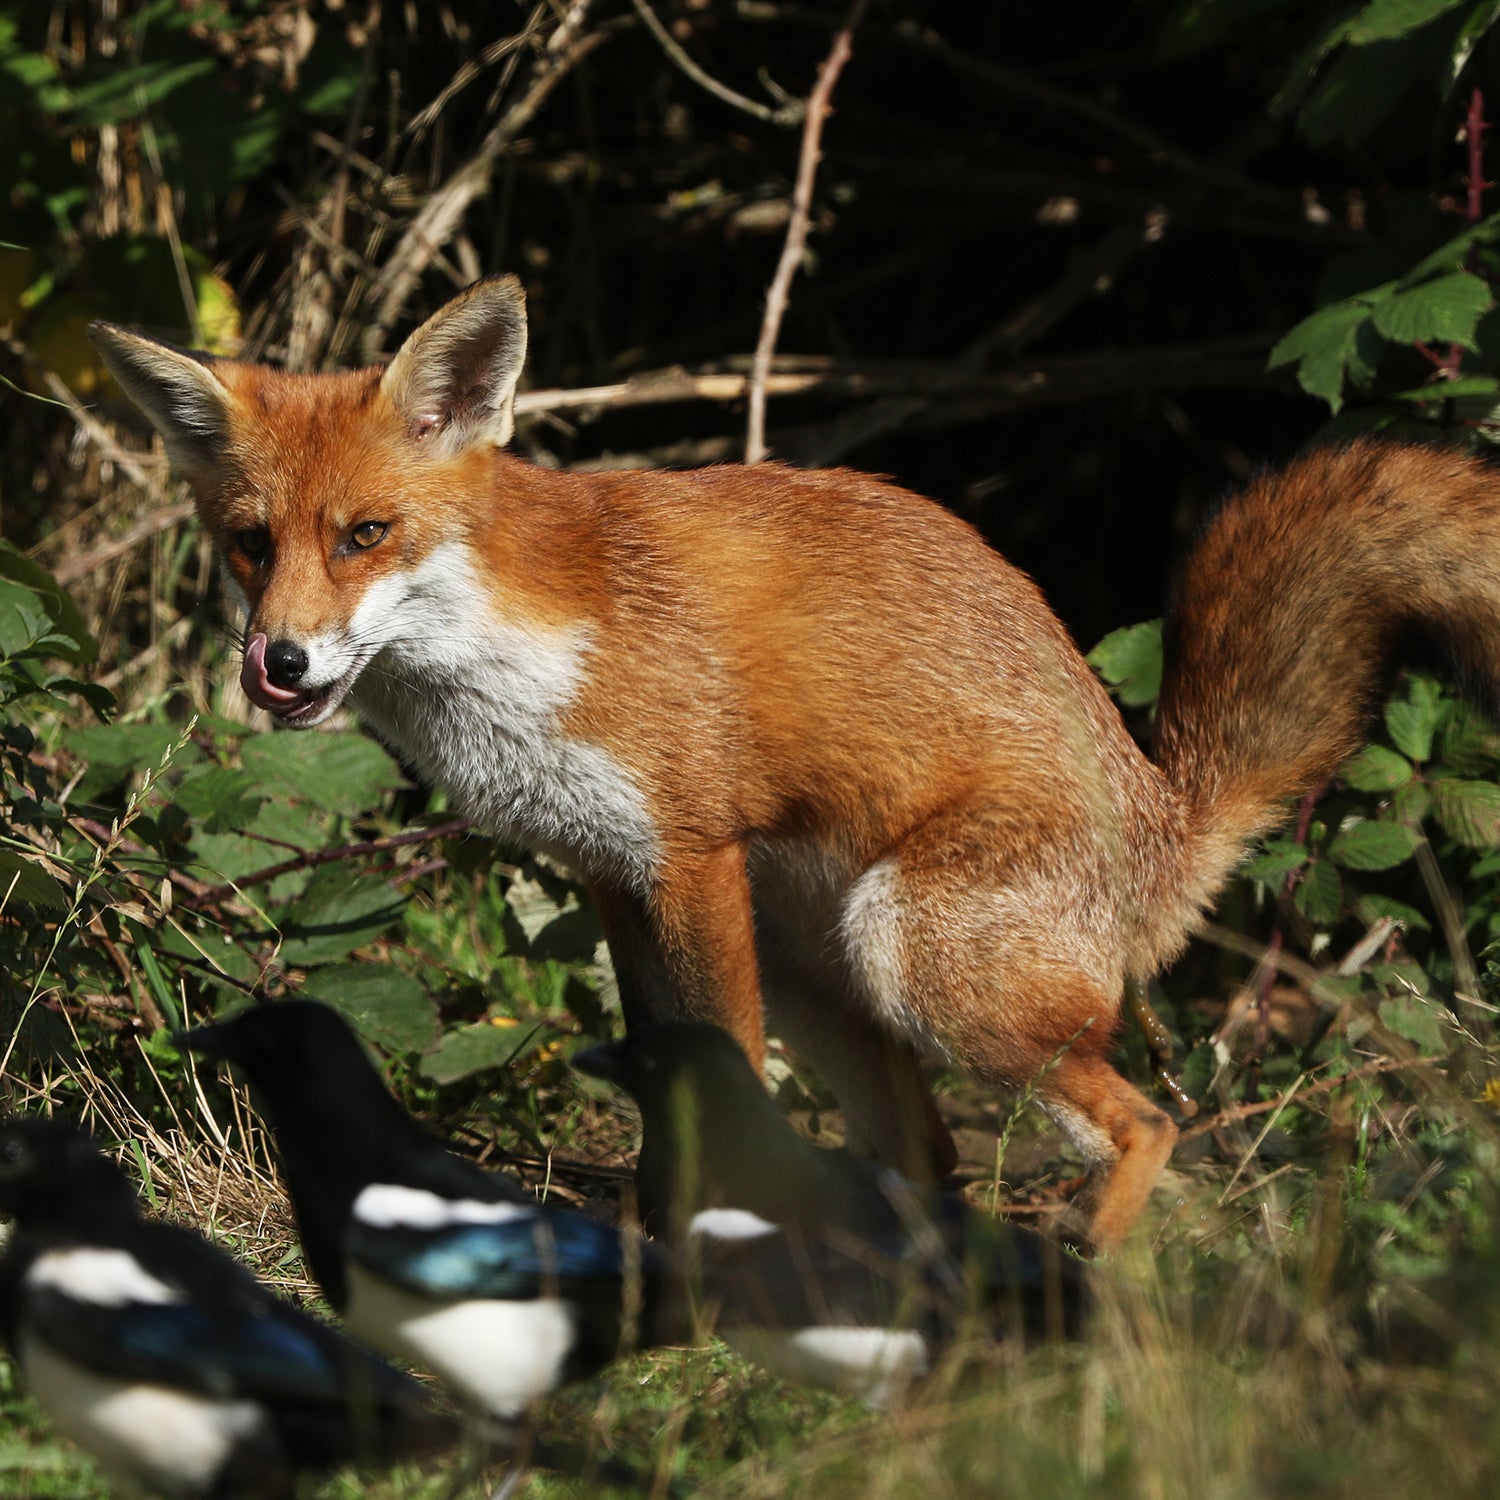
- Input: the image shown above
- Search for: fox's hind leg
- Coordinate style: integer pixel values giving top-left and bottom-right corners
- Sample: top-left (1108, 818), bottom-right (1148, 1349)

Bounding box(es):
top-left (758, 935), bottom-right (959, 1183)
top-left (840, 820), bottom-right (1176, 1251)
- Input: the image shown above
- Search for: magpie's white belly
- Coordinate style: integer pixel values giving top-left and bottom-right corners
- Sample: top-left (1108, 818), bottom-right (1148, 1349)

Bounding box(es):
top-left (718, 1323), bottom-right (929, 1410)
top-left (344, 1264), bottom-right (577, 1420)
top-left (21, 1336), bottom-right (267, 1495)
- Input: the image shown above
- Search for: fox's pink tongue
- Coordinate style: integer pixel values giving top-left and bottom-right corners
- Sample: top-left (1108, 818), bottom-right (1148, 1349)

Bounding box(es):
top-left (240, 632), bottom-right (307, 712)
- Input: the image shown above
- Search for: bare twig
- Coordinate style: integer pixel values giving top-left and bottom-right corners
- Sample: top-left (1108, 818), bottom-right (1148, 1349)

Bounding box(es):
top-left (631, 0), bottom-right (803, 125)
top-left (180, 818), bottom-right (478, 909)
top-left (368, 7), bottom-right (621, 343)
top-left (1180, 1055), bottom-right (1441, 1142)
top-left (51, 498), bottom-right (198, 586)
top-left (746, 0), bottom-right (868, 463)
top-left (38, 370), bottom-right (160, 493)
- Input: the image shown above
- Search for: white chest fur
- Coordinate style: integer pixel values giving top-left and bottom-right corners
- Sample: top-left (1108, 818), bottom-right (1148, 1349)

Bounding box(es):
top-left (346, 543), bottom-right (658, 888)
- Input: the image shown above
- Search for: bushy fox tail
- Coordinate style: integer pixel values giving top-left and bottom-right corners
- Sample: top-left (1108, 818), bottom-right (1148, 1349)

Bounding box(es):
top-left (1151, 439), bottom-right (1500, 950)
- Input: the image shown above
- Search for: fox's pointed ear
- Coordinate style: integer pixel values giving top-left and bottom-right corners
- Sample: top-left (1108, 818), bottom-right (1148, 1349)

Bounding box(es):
top-left (380, 275), bottom-right (527, 457)
top-left (87, 324), bottom-right (235, 479)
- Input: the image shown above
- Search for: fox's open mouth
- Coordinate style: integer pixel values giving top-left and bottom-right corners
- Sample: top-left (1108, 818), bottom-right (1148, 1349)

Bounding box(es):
top-left (239, 633), bottom-right (357, 725)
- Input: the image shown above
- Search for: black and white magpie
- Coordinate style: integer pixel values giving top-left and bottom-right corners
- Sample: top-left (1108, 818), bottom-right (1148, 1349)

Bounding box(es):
top-left (177, 1000), bottom-right (685, 1436)
top-left (572, 1021), bottom-right (1089, 1408)
top-left (0, 1115), bottom-right (456, 1499)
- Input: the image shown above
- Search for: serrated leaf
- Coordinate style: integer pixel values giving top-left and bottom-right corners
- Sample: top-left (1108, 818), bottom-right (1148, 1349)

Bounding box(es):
top-left (0, 577), bottom-right (51, 658)
top-left (1328, 819), bottom-right (1422, 869)
top-left (173, 766), bottom-right (265, 834)
top-left (1439, 702), bottom-right (1500, 775)
top-left (1385, 675), bottom-right (1446, 760)
top-left (1295, 857), bottom-right (1344, 924)
top-left (1429, 776), bottom-right (1500, 845)
top-left (239, 731), bottom-right (403, 816)
top-left (1342, 744), bottom-right (1413, 791)
top-left (1354, 893), bottom-right (1432, 933)
top-left (66, 722), bottom-right (197, 772)
top-left (1378, 992), bottom-right (1453, 1053)
top-left (1086, 619), bottom-right (1163, 708)
top-left (1240, 838), bottom-right (1309, 883)
top-left (1393, 780), bottom-right (1432, 822)
top-left (419, 1018), bottom-right (547, 1085)
top-left (1268, 297), bottom-right (1384, 411)
top-left (301, 963), bottom-right (440, 1052)
top-left (276, 869), bottom-right (406, 965)
top-left (1347, 0), bottom-right (1470, 43)
top-left (0, 541), bottom-right (95, 664)
top-left (1370, 271), bottom-right (1492, 348)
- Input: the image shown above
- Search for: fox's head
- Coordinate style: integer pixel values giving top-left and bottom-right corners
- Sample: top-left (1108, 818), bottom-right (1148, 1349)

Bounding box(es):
top-left (87, 278), bottom-right (529, 727)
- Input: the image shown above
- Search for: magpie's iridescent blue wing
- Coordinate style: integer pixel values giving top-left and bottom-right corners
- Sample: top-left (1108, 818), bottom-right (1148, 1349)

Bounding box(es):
top-left (24, 1284), bottom-right (357, 1404)
top-left (348, 1205), bottom-right (629, 1301)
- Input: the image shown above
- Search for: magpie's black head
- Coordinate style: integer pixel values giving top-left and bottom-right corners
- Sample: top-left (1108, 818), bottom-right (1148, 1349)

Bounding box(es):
top-left (0, 1116), bottom-right (140, 1231)
top-left (573, 1022), bottom-right (766, 1120)
top-left (177, 998), bottom-right (354, 1074)
top-left (574, 1023), bottom-right (799, 1230)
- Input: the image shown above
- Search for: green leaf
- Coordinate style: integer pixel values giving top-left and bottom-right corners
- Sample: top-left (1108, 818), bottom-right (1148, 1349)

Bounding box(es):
top-left (173, 767), bottom-right (266, 834)
top-left (0, 541), bottom-right (95, 664)
top-left (1354, 892), bottom-right (1432, 933)
top-left (1370, 271), bottom-right (1492, 348)
top-left (1298, 41), bottom-right (1429, 147)
top-left (301, 963), bottom-right (440, 1052)
top-left (1295, 857), bottom-right (1344, 924)
top-left (0, 848), bottom-right (69, 909)
top-left (0, 578), bottom-right (50, 658)
top-left (1268, 298), bottom-right (1384, 411)
top-left (1394, 374), bottom-right (1500, 401)
top-left (1452, 0), bottom-right (1500, 79)
top-left (1393, 779), bottom-right (1432, 823)
top-left (1347, 0), bottom-right (1471, 43)
top-left (1341, 744), bottom-right (1413, 791)
top-left (67, 58), bottom-right (217, 127)
top-left (419, 1018), bottom-right (547, 1086)
top-left (1240, 837), bottom-right (1309, 883)
top-left (1439, 703), bottom-right (1500, 775)
top-left (1086, 619), bottom-right (1163, 708)
top-left (239, 731), bottom-right (404, 816)
top-left (1385, 675), bottom-right (1446, 760)
top-left (1429, 776), bottom-right (1500, 845)
top-left (1378, 992), bottom-right (1453, 1053)
top-left (1327, 819), bottom-right (1422, 869)
top-left (276, 869), bottom-right (406, 965)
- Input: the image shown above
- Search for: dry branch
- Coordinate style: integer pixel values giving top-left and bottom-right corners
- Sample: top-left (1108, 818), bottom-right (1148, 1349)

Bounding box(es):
top-left (746, 0), bottom-right (868, 463)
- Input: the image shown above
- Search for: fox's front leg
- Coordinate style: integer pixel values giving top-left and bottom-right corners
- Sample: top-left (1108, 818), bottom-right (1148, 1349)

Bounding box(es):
top-left (590, 841), bottom-right (766, 1067)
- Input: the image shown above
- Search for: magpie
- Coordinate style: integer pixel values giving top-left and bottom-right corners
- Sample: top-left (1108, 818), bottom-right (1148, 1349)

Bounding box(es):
top-left (0, 1115), bottom-right (456, 1500)
top-left (572, 1021), bottom-right (1089, 1407)
top-left (176, 1000), bottom-right (685, 1439)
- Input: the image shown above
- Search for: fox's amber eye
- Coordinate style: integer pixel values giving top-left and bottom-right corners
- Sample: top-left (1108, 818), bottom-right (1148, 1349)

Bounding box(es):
top-left (350, 521), bottom-right (389, 550)
top-left (234, 528), bottom-right (270, 565)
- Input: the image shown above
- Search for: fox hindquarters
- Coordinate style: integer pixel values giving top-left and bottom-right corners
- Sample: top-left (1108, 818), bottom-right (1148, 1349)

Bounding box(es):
top-left (89, 279), bottom-right (1500, 1250)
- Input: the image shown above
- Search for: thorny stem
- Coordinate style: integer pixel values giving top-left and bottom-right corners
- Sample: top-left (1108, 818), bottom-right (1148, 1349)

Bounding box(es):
top-left (1444, 85), bottom-right (1487, 377)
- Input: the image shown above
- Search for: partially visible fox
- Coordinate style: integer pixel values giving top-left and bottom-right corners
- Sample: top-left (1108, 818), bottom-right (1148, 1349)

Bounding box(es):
top-left (89, 278), bottom-right (1500, 1249)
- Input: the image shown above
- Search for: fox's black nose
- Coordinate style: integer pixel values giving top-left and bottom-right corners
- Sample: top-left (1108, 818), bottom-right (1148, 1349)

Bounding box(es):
top-left (264, 639), bottom-right (310, 687)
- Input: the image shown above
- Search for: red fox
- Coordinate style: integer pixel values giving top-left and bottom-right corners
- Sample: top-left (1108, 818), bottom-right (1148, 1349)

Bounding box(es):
top-left (88, 277), bottom-right (1500, 1249)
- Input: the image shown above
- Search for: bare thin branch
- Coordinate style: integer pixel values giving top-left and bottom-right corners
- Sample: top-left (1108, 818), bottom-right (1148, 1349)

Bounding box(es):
top-left (746, 1), bottom-right (868, 464)
top-left (631, 0), bottom-right (802, 126)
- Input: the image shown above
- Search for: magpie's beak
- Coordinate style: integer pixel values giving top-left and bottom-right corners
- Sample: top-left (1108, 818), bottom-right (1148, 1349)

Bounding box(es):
top-left (570, 1039), bottom-right (625, 1084)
